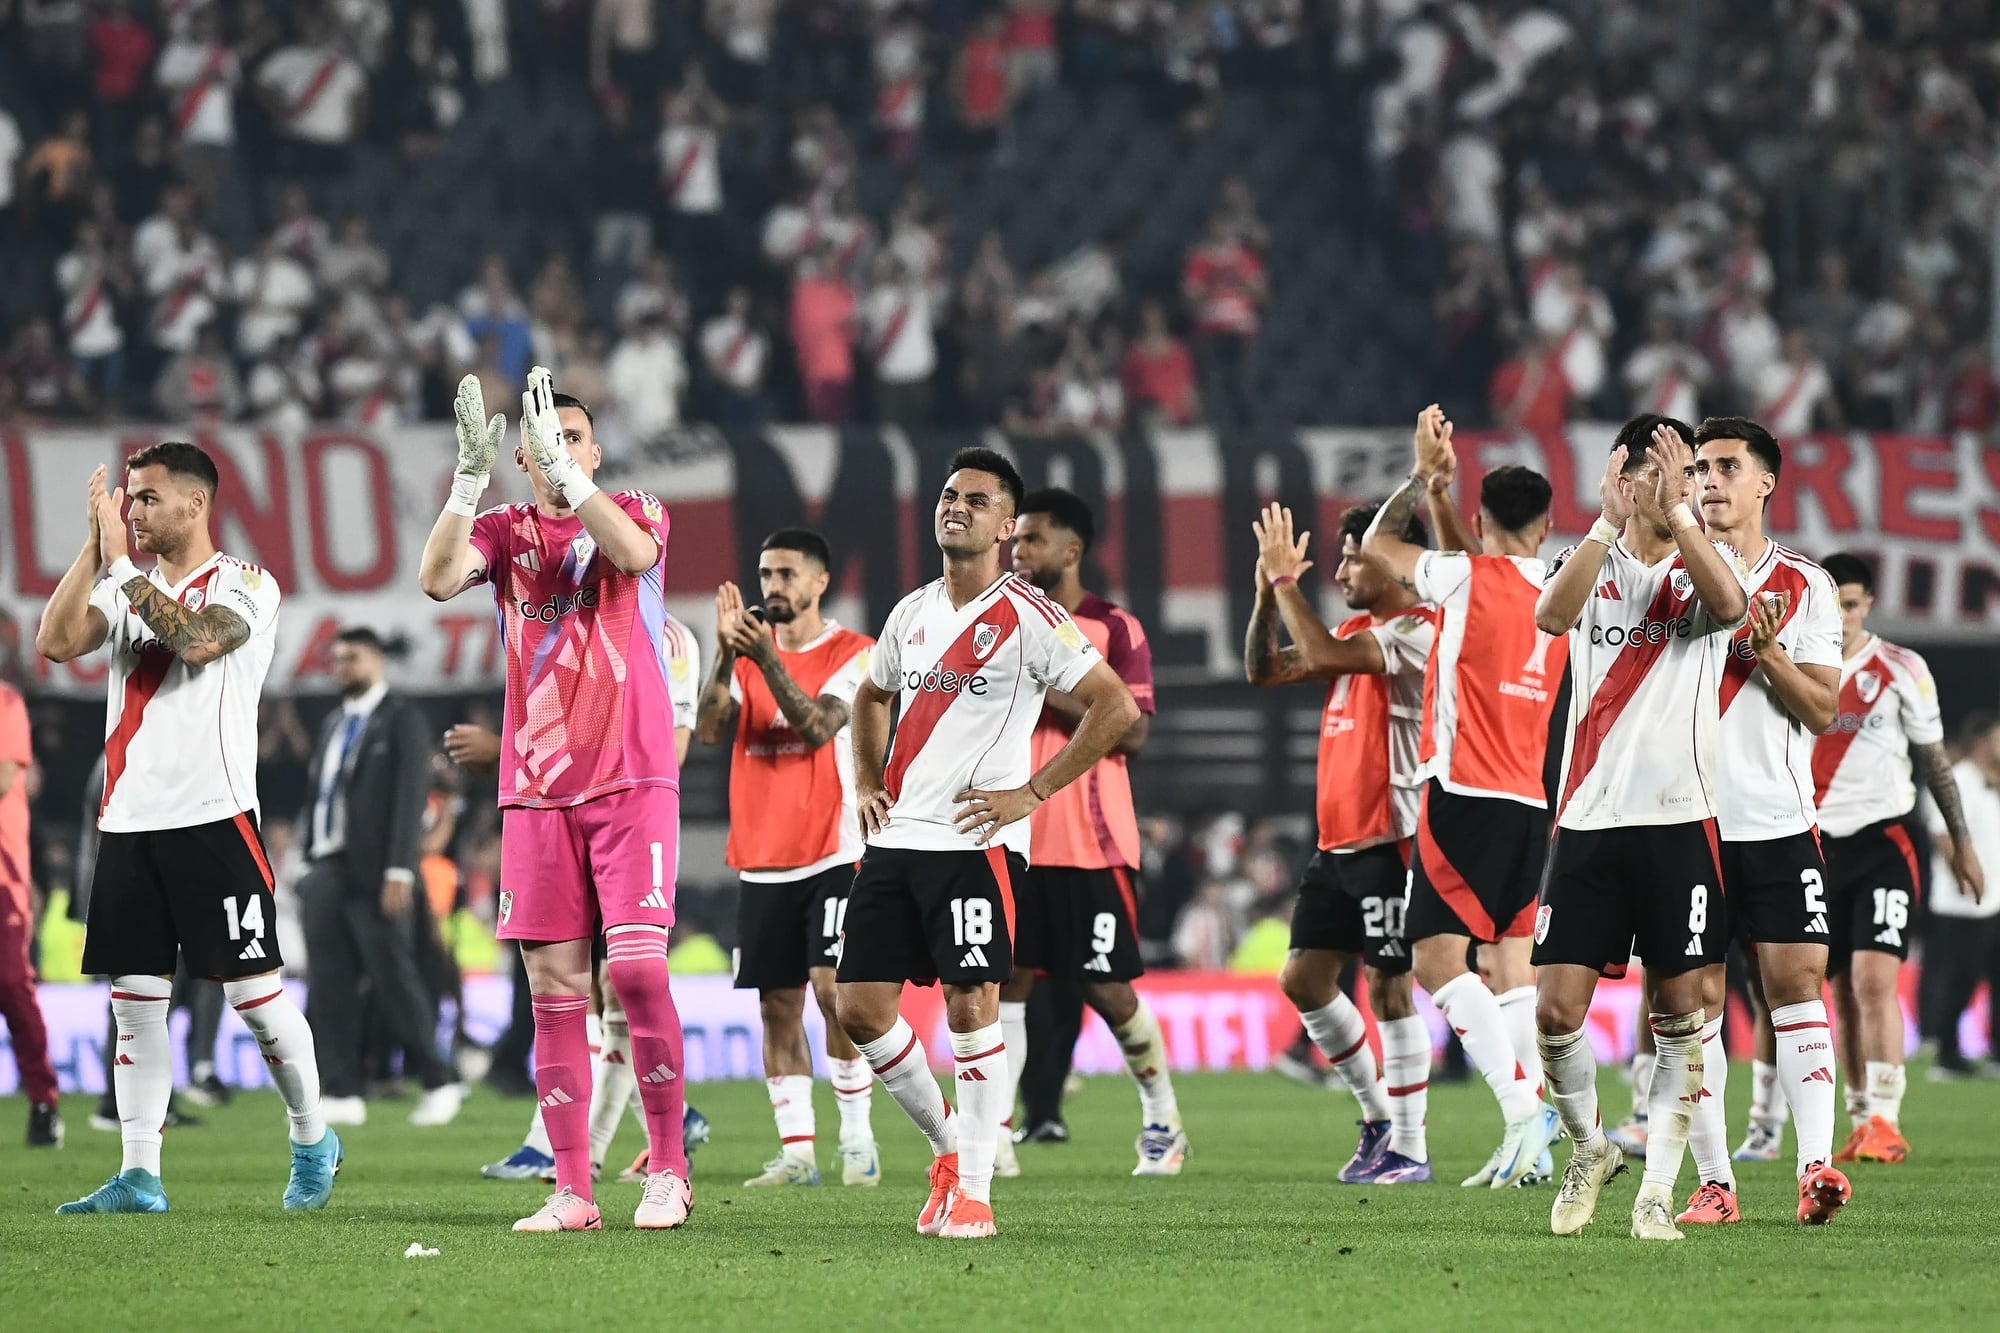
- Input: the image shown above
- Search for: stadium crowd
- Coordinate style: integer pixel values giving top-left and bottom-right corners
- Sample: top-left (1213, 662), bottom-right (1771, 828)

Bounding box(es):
top-left (1, 0), bottom-right (1996, 436)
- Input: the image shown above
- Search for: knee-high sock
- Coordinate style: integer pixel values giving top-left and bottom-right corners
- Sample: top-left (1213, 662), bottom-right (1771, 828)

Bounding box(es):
top-left (1629, 1052), bottom-right (1654, 1121)
top-left (1843, 1082), bottom-right (1868, 1129)
top-left (588, 1009), bottom-right (636, 1165)
top-left (1643, 1011), bottom-right (1704, 1190)
top-left (829, 1056), bottom-right (874, 1143)
top-left (1771, 999), bottom-right (1835, 1174)
top-left (997, 999), bottom-right (1028, 1134)
top-left (1538, 1026), bottom-right (1601, 1148)
top-left (1495, 985), bottom-right (1542, 1097)
top-left (1300, 993), bottom-right (1389, 1122)
top-left (1381, 1015), bottom-right (1431, 1160)
top-left (856, 1017), bottom-right (956, 1156)
top-left (1866, 1060), bottom-right (1907, 1127)
top-left (951, 1023), bottom-right (1009, 1206)
top-left (223, 978), bottom-right (324, 1146)
top-left (1432, 973), bottom-right (1539, 1122)
top-left (530, 993), bottom-right (593, 1198)
top-left (766, 1074), bottom-right (816, 1161)
top-left (110, 976), bottom-right (174, 1176)
top-left (1686, 1012), bottom-right (1733, 1187)
top-left (606, 929), bottom-right (688, 1178)
top-left (1749, 1058), bottom-right (1786, 1128)
top-left (522, 1105), bottom-right (553, 1156)
top-left (1110, 998), bottom-right (1181, 1131)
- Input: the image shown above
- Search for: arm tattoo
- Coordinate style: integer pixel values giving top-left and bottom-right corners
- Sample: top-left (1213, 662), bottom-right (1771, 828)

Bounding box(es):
top-left (1245, 594), bottom-right (1314, 686)
top-left (1364, 476), bottom-right (1425, 550)
top-left (121, 576), bottom-right (250, 663)
top-left (759, 656), bottom-right (847, 748)
top-left (696, 648), bottom-right (739, 739)
top-left (1913, 741), bottom-right (1971, 842)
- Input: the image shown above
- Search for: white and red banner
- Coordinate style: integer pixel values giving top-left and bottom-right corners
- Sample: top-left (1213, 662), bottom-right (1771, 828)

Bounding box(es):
top-left (5, 423), bottom-right (1997, 695)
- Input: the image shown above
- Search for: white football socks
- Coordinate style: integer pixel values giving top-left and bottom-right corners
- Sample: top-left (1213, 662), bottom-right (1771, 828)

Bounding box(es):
top-left (997, 999), bottom-right (1028, 1137)
top-left (1642, 1011), bottom-right (1702, 1191)
top-left (856, 1018), bottom-right (956, 1157)
top-left (110, 976), bottom-right (174, 1176)
top-left (1301, 993), bottom-right (1389, 1123)
top-left (224, 978), bottom-right (325, 1146)
top-left (1494, 985), bottom-right (1542, 1097)
top-left (1538, 1025), bottom-right (1601, 1149)
top-left (1629, 1051), bottom-right (1653, 1121)
top-left (1771, 1000), bottom-right (1836, 1174)
top-left (829, 1055), bottom-right (874, 1145)
top-left (950, 1024), bottom-right (1009, 1205)
top-left (1866, 1060), bottom-right (1906, 1127)
top-left (1380, 1015), bottom-right (1431, 1160)
top-left (1111, 998), bottom-right (1181, 1131)
top-left (1433, 972), bottom-right (1540, 1122)
top-left (589, 1010), bottom-right (636, 1164)
top-left (1686, 1012), bottom-right (1733, 1187)
top-left (1749, 1058), bottom-right (1786, 1129)
top-left (767, 1074), bottom-right (817, 1162)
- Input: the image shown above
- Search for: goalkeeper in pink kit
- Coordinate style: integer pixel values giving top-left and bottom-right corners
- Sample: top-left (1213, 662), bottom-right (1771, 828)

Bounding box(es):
top-left (421, 368), bottom-right (691, 1232)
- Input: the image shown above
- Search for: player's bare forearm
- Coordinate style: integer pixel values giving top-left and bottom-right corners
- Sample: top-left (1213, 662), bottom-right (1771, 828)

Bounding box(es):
top-left (1027, 666), bottom-right (1139, 800)
top-left (850, 679), bottom-right (894, 793)
top-left (1673, 528), bottom-right (1749, 624)
top-left (695, 649), bottom-right (740, 745)
top-left (572, 490), bottom-right (661, 577)
top-left (1245, 589), bottom-right (1316, 685)
top-left (755, 651), bottom-right (849, 749)
top-left (1363, 474), bottom-right (1425, 552)
top-left (36, 541), bottom-right (108, 662)
top-left (1426, 483), bottom-right (1477, 554)
top-left (1754, 654), bottom-right (1838, 733)
top-left (419, 509), bottom-right (482, 601)
top-left (1914, 741), bottom-right (1972, 844)
top-left (121, 578), bottom-right (250, 666)
top-left (674, 728), bottom-right (692, 767)
top-left (1276, 582), bottom-right (1386, 677)
top-left (1536, 541), bottom-right (1610, 635)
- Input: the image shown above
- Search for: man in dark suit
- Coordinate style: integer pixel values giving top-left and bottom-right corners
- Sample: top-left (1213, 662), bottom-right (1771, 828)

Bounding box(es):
top-left (300, 627), bottom-right (463, 1127)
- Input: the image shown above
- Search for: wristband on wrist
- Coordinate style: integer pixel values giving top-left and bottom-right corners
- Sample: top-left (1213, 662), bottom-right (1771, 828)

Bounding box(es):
top-left (1268, 573), bottom-right (1297, 588)
top-left (1667, 503), bottom-right (1698, 534)
top-left (1586, 516), bottom-right (1619, 547)
top-left (108, 556), bottom-right (141, 585)
top-left (1027, 775), bottom-right (1047, 802)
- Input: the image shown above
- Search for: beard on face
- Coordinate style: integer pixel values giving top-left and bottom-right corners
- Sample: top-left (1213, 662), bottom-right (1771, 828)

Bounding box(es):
top-left (762, 596), bottom-right (798, 625)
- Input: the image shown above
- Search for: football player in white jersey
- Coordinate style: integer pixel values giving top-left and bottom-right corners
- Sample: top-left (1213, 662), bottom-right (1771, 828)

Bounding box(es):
top-left (1674, 417), bottom-right (1847, 1228)
top-left (1775, 553), bottom-right (1981, 1166)
top-left (834, 446), bottom-right (1139, 1240)
top-left (36, 442), bottom-right (337, 1215)
top-left (1530, 417), bottom-right (1749, 1241)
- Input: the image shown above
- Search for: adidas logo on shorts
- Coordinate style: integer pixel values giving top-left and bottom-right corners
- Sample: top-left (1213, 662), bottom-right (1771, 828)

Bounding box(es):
top-left (639, 889), bottom-right (669, 910)
top-left (1084, 954), bottom-right (1113, 973)
top-left (960, 945), bottom-right (989, 969)
top-left (238, 939), bottom-right (267, 961)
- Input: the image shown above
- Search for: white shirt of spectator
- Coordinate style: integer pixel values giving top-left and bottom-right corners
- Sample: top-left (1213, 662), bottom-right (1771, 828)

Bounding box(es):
top-left (1718, 300), bottom-right (1782, 392)
top-left (866, 574), bottom-right (1101, 856)
top-left (1439, 130), bottom-right (1504, 241)
top-left (1713, 543), bottom-right (1844, 841)
top-left (232, 252), bottom-right (317, 360)
top-left (1623, 341), bottom-right (1706, 424)
top-left (1754, 355), bottom-right (1833, 436)
top-left (1852, 298), bottom-right (1915, 399)
top-left (699, 313), bottom-right (767, 393)
top-left (1552, 540), bottom-right (1746, 831)
top-left (259, 45), bottom-right (367, 144)
top-left (1047, 242), bottom-right (1121, 321)
top-left (0, 111), bottom-right (20, 211)
top-left (1817, 634), bottom-right (1944, 839)
top-left (157, 39), bottom-right (240, 145)
top-left (1923, 760), bottom-right (2000, 921)
top-left (88, 554), bottom-right (282, 834)
top-left (762, 202), bottom-right (817, 269)
top-left (607, 330), bottom-right (688, 443)
top-left (658, 122), bottom-right (722, 214)
top-left (145, 231), bottom-right (226, 353)
top-left (712, 0), bottom-right (774, 62)
top-left (58, 252), bottom-right (124, 359)
top-left (248, 358), bottom-right (320, 436)
top-left (1530, 277), bottom-right (1612, 399)
top-left (864, 283), bottom-right (935, 384)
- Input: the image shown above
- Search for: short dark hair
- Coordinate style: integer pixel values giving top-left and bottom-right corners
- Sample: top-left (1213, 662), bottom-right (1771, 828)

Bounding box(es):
top-left (1961, 709), bottom-right (1999, 749)
top-left (1694, 416), bottom-right (1782, 484)
top-left (1479, 466), bottom-right (1553, 534)
top-left (945, 447), bottom-right (1024, 513)
top-left (1340, 501), bottom-right (1427, 548)
top-left (1613, 414), bottom-right (1695, 475)
top-left (551, 392), bottom-right (595, 432)
top-left (335, 626), bottom-right (388, 654)
top-left (760, 528), bottom-right (832, 571)
top-left (1019, 488), bottom-right (1095, 551)
top-left (1820, 552), bottom-right (1875, 595)
top-left (125, 440), bottom-right (219, 498)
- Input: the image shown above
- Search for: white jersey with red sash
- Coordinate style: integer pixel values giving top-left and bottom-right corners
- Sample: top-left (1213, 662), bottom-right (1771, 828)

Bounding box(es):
top-left (1813, 635), bottom-right (1944, 838)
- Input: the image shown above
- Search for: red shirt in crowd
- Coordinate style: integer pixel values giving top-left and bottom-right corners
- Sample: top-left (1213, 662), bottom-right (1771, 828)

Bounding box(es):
top-left (1489, 350), bottom-right (1573, 436)
top-left (1949, 363), bottom-right (2000, 432)
top-left (1183, 241), bottom-right (1265, 338)
top-left (1122, 338), bottom-right (1199, 425)
top-left (957, 35), bottom-right (1010, 127)
top-left (90, 14), bottom-right (158, 102)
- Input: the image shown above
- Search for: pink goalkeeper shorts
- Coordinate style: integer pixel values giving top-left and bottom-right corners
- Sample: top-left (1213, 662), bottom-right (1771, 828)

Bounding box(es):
top-left (497, 783), bottom-right (680, 942)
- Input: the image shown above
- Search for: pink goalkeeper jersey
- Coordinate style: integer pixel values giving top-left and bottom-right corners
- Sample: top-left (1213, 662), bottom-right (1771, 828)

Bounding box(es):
top-left (469, 490), bottom-right (678, 809)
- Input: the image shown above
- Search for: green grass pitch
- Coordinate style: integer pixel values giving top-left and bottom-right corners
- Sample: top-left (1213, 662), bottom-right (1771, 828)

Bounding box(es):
top-left (4, 1066), bottom-right (1996, 1331)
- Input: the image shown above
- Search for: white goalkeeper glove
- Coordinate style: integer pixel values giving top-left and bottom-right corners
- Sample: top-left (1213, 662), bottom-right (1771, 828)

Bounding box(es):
top-left (446, 374), bottom-right (506, 516)
top-left (521, 365), bottom-right (599, 509)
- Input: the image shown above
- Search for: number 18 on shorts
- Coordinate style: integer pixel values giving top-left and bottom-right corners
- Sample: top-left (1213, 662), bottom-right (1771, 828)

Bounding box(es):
top-left (834, 846), bottom-right (1021, 985)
